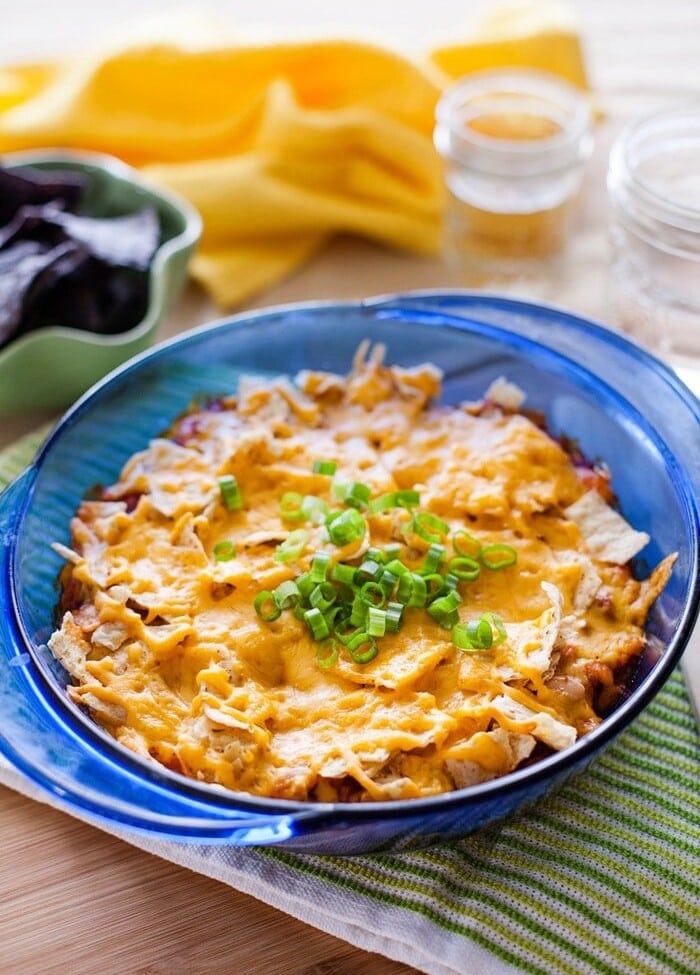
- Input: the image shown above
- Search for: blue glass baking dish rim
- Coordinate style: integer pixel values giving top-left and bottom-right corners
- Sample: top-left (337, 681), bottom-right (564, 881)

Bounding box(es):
top-left (0, 291), bottom-right (698, 850)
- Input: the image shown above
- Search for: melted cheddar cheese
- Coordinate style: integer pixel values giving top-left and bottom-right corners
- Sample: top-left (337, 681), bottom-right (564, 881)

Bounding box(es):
top-left (49, 343), bottom-right (674, 802)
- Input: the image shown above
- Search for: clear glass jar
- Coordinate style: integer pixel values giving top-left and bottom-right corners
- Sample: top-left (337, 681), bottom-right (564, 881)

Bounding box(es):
top-left (608, 104), bottom-right (700, 366)
top-left (434, 69), bottom-right (593, 286)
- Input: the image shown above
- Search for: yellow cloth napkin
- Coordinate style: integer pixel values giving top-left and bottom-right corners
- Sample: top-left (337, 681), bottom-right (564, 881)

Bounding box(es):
top-left (0, 3), bottom-right (588, 307)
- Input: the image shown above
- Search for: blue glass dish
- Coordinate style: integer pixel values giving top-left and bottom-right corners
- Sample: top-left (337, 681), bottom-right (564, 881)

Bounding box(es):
top-left (1, 292), bottom-right (698, 855)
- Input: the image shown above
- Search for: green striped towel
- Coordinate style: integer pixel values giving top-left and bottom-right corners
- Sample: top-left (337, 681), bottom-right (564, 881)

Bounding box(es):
top-left (1, 431), bottom-right (698, 975)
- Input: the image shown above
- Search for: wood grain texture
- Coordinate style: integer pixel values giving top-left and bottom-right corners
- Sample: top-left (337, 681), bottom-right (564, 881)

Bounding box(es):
top-left (1, 3), bottom-right (699, 974)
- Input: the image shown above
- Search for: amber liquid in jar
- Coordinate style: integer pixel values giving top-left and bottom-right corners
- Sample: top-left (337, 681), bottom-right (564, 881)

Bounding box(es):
top-left (434, 71), bottom-right (593, 286)
top-left (454, 112), bottom-right (568, 267)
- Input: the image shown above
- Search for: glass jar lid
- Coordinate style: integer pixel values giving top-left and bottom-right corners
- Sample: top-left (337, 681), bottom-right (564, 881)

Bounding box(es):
top-left (434, 69), bottom-right (593, 178)
top-left (608, 103), bottom-right (700, 255)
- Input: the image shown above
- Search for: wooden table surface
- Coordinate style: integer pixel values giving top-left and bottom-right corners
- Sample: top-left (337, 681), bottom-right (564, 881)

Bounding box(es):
top-left (1, 3), bottom-right (699, 974)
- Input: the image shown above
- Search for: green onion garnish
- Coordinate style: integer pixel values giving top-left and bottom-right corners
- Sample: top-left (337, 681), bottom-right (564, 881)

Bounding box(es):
top-left (331, 562), bottom-right (356, 586)
top-left (212, 540), bottom-right (236, 561)
top-left (350, 594), bottom-right (368, 627)
top-left (480, 612), bottom-right (507, 644)
top-left (274, 529), bottom-right (309, 563)
top-left (334, 481), bottom-right (371, 509)
top-left (309, 582), bottom-right (336, 612)
top-left (480, 544), bottom-right (517, 570)
top-left (422, 572), bottom-right (445, 599)
top-left (218, 474), bottom-right (243, 511)
top-left (312, 460), bottom-right (336, 475)
top-left (395, 489), bottom-right (421, 508)
top-left (326, 508), bottom-right (366, 546)
top-left (368, 492), bottom-right (398, 514)
top-left (410, 511), bottom-right (449, 544)
top-left (315, 639), bottom-right (339, 670)
top-left (359, 581), bottom-right (386, 607)
top-left (301, 495), bottom-right (329, 524)
top-left (345, 631), bottom-right (378, 664)
top-left (397, 572), bottom-right (428, 608)
top-left (368, 489), bottom-right (421, 514)
top-left (304, 607), bottom-right (330, 640)
top-left (309, 551), bottom-right (331, 583)
top-left (420, 543), bottom-right (446, 575)
top-left (367, 606), bottom-right (387, 637)
top-left (274, 579), bottom-right (301, 609)
top-left (452, 613), bottom-right (504, 651)
top-left (254, 590), bottom-right (281, 622)
top-left (279, 491), bottom-right (305, 522)
top-left (385, 601), bottom-right (403, 633)
top-left (378, 568), bottom-right (400, 597)
top-left (356, 559), bottom-right (383, 583)
top-left (449, 556), bottom-right (481, 581)
top-left (427, 589), bottom-right (462, 628)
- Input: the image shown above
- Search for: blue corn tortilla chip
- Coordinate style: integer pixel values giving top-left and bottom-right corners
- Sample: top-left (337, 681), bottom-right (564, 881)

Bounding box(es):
top-left (0, 164), bottom-right (86, 225)
top-left (0, 240), bottom-right (89, 345)
top-left (0, 163), bottom-right (161, 349)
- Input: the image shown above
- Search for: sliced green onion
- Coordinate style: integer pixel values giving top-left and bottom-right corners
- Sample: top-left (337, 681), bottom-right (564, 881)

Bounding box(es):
top-left (304, 607), bottom-right (330, 640)
top-left (410, 511), bottom-right (449, 544)
top-left (312, 459), bottom-right (336, 475)
top-left (274, 529), bottom-right (309, 563)
top-left (315, 639), bottom-right (339, 669)
top-left (452, 613), bottom-right (499, 652)
top-left (420, 543), bottom-right (446, 575)
top-left (359, 581), bottom-right (386, 607)
top-left (369, 492), bottom-right (399, 514)
top-left (331, 562), bottom-right (356, 586)
top-left (449, 555), bottom-right (481, 581)
top-left (295, 572), bottom-right (315, 599)
top-left (428, 589), bottom-right (462, 628)
top-left (383, 542), bottom-right (402, 560)
top-left (367, 606), bottom-right (387, 637)
top-left (385, 601), bottom-right (404, 633)
top-left (397, 572), bottom-right (428, 608)
top-left (274, 579), bottom-right (301, 609)
top-left (338, 481), bottom-right (371, 509)
top-left (309, 581), bottom-right (336, 612)
top-left (212, 540), bottom-right (236, 561)
top-left (366, 546), bottom-right (387, 564)
top-left (480, 544), bottom-right (517, 570)
top-left (218, 474), bottom-right (243, 511)
top-left (355, 559), bottom-right (383, 583)
top-left (422, 572), bottom-right (445, 599)
top-left (279, 491), bottom-right (305, 522)
top-left (378, 568), bottom-right (400, 598)
top-left (442, 572), bottom-right (459, 592)
top-left (326, 508), bottom-right (366, 546)
top-left (350, 595), bottom-right (368, 627)
top-left (301, 495), bottom-right (329, 524)
top-left (481, 612), bottom-right (507, 644)
top-left (345, 631), bottom-right (378, 664)
top-left (467, 618), bottom-right (494, 648)
top-left (368, 489), bottom-right (420, 515)
top-left (384, 558), bottom-right (410, 579)
top-left (254, 590), bottom-right (281, 622)
top-left (452, 530), bottom-right (481, 558)
top-left (395, 489), bottom-right (421, 508)
top-left (310, 551), bottom-right (331, 583)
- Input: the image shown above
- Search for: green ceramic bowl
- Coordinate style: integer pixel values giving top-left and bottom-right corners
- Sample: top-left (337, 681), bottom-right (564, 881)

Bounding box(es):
top-left (0, 150), bottom-right (201, 414)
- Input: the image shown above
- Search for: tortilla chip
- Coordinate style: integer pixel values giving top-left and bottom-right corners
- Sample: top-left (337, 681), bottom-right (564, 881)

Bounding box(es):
top-left (565, 490), bottom-right (650, 564)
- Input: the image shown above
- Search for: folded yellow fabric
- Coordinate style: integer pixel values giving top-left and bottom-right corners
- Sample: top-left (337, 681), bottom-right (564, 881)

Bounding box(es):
top-left (0, 3), bottom-right (589, 307)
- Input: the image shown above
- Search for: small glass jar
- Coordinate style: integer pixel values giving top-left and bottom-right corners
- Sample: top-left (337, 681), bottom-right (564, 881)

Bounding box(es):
top-left (434, 69), bottom-right (593, 286)
top-left (607, 104), bottom-right (700, 366)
